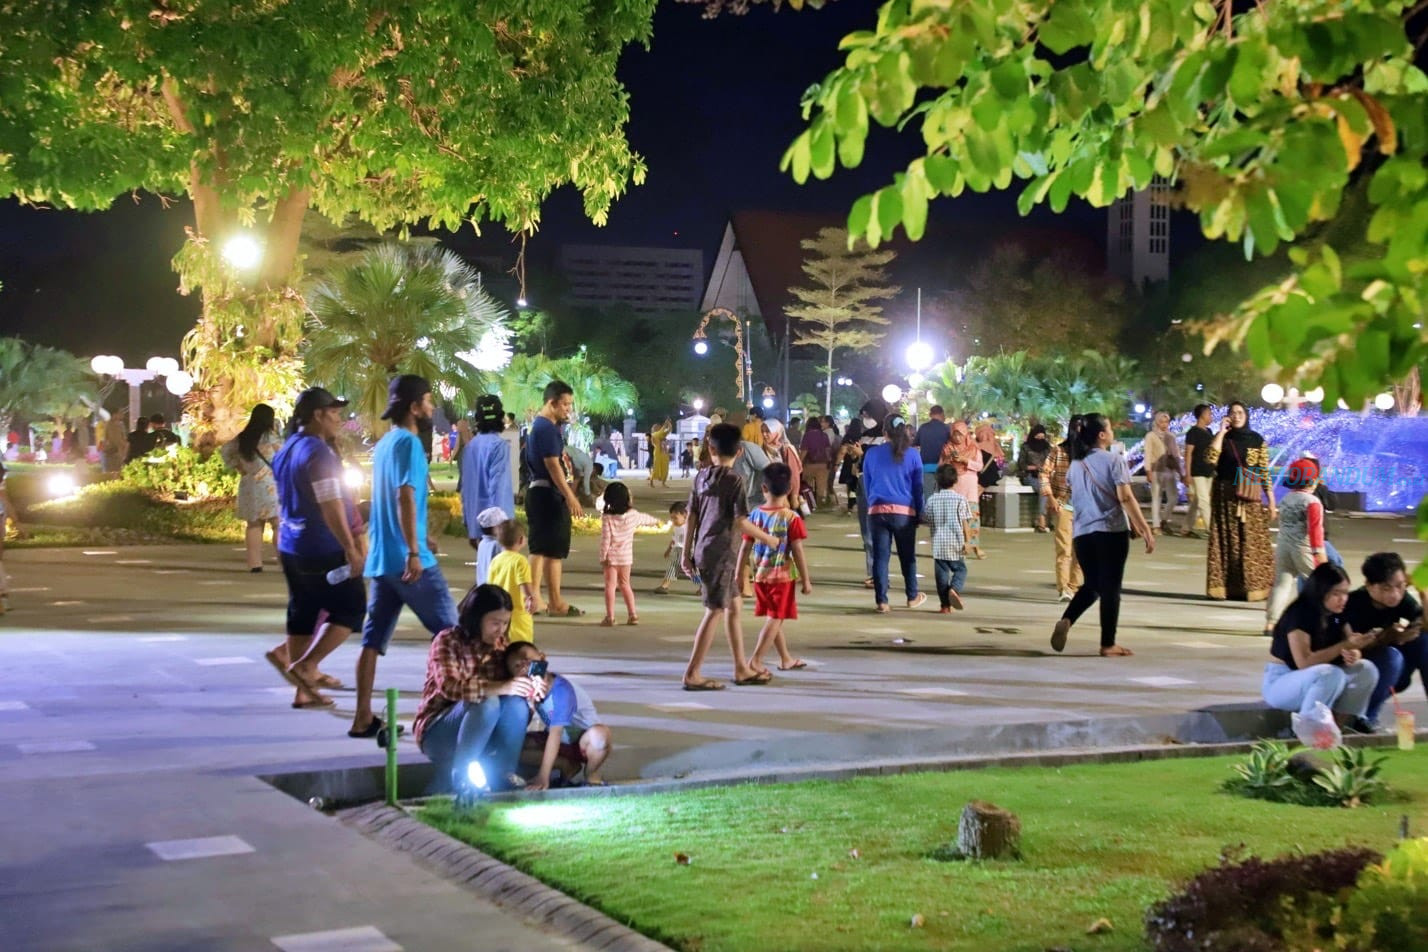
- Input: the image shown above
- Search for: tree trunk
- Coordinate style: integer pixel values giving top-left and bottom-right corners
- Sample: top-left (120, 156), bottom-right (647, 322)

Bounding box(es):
top-left (825, 346), bottom-right (834, 416)
top-left (954, 800), bottom-right (1021, 860)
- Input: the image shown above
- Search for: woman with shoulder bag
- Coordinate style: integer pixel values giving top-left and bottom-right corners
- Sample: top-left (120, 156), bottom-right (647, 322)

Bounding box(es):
top-left (1050, 413), bottom-right (1155, 657)
top-left (1204, 401), bottom-right (1275, 601)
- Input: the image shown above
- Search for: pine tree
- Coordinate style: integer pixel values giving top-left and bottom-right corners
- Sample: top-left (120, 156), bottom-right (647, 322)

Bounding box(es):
top-left (786, 228), bottom-right (900, 414)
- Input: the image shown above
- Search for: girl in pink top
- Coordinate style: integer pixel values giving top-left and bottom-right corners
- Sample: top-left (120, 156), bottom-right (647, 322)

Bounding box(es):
top-left (599, 481), bottom-right (661, 626)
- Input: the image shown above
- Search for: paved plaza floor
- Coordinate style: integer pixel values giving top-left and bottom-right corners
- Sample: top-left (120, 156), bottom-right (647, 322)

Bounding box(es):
top-left (1, 480), bottom-right (1424, 949)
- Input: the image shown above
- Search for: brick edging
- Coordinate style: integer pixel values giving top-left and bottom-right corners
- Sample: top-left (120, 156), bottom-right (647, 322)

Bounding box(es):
top-left (339, 802), bottom-right (671, 952)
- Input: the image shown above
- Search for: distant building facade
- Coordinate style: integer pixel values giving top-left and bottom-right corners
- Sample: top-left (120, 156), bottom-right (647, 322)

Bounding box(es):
top-left (1107, 177), bottom-right (1171, 286)
top-left (558, 244), bottom-right (703, 313)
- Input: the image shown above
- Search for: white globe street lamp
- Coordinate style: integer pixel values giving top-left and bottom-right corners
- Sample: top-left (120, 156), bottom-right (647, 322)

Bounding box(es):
top-left (1261, 383), bottom-right (1285, 404)
top-left (1304, 387), bottom-right (1325, 403)
top-left (1374, 392), bottom-right (1395, 411)
top-left (165, 371), bottom-right (194, 397)
top-left (881, 384), bottom-right (903, 404)
top-left (905, 340), bottom-right (934, 371)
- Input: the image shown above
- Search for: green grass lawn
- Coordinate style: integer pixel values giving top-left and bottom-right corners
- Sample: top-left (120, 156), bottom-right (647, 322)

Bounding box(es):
top-left (417, 749), bottom-right (1428, 951)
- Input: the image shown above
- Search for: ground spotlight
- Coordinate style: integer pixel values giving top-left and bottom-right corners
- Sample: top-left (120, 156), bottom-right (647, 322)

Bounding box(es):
top-left (47, 473), bottom-right (78, 498)
top-left (466, 760), bottom-right (488, 789)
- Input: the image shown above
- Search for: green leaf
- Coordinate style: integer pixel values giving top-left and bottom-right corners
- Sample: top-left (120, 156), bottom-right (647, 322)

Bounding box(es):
top-left (900, 165), bottom-right (931, 241)
top-left (874, 185), bottom-right (903, 240)
top-left (924, 153), bottom-right (960, 192)
top-left (1038, 1), bottom-right (1094, 56)
top-left (871, 52), bottom-right (916, 125)
top-left (1228, 42), bottom-right (1268, 106)
top-left (989, 59), bottom-right (1026, 101)
top-left (809, 118), bottom-right (836, 178)
top-left (781, 131), bottom-right (813, 184)
top-left (847, 193), bottom-right (874, 241)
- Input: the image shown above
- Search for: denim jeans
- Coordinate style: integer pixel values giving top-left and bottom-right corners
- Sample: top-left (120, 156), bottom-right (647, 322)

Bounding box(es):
top-left (1262, 660), bottom-right (1378, 717)
top-left (934, 558), bottom-right (966, 608)
top-left (856, 482), bottom-right (873, 579)
top-left (1363, 644), bottom-right (1406, 725)
top-left (870, 512), bottom-right (919, 606)
top-left (1395, 634), bottom-right (1428, 700)
top-left (419, 695), bottom-right (532, 792)
top-left (361, 565), bottom-right (459, 655)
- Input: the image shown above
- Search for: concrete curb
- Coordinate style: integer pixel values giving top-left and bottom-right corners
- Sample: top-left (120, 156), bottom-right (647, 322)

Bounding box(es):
top-left (340, 802), bottom-right (671, 952)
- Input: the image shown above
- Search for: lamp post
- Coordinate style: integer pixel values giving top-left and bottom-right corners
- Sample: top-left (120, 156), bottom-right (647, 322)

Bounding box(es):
top-left (905, 288), bottom-right (934, 373)
top-left (90, 355), bottom-right (193, 425)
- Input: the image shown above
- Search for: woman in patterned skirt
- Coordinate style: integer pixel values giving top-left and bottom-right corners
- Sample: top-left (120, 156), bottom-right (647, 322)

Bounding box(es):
top-left (220, 403), bottom-right (284, 572)
top-left (1204, 401), bottom-right (1275, 601)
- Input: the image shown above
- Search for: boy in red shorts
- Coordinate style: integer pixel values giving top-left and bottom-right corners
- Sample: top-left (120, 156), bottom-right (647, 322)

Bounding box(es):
top-left (741, 461), bottom-right (813, 676)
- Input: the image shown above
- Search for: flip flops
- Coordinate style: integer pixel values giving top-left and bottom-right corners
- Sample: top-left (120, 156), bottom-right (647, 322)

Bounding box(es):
top-left (734, 671), bottom-right (773, 686)
top-left (682, 679), bottom-right (726, 691)
top-left (292, 697), bottom-right (333, 710)
top-left (314, 673), bottom-right (347, 690)
top-left (1050, 618), bottom-right (1072, 653)
top-left (347, 718), bottom-right (382, 739)
top-left (778, 660), bottom-right (808, 670)
top-left (264, 650), bottom-right (301, 688)
top-left (548, 605), bottom-right (585, 617)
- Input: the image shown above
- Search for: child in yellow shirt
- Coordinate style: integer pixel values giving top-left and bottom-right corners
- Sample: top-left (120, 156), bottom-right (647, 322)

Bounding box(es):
top-left (487, 519), bottom-right (536, 642)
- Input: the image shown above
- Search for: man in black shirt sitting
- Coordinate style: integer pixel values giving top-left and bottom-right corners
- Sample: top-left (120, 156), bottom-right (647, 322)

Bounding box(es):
top-left (1343, 551), bottom-right (1424, 729)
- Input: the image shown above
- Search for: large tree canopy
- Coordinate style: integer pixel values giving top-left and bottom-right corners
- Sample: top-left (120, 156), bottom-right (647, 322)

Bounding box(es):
top-left (0, 1), bottom-right (653, 252)
top-left (782, 0), bottom-right (1427, 411)
top-left (0, 1), bottom-right (655, 439)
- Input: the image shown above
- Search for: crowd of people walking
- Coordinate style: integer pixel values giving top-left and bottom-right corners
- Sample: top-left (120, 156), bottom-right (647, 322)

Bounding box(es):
top-left (188, 374), bottom-right (1425, 793)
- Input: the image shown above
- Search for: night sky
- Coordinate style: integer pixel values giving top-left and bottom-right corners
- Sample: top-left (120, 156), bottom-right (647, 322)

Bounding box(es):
top-left (0, 1), bottom-right (1115, 359)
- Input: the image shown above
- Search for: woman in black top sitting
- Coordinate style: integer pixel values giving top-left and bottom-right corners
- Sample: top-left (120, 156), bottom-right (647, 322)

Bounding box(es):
top-left (1261, 562), bottom-right (1379, 732)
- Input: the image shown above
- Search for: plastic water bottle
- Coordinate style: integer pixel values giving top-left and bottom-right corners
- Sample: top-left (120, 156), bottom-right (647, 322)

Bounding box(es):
top-left (326, 564), bottom-right (351, 585)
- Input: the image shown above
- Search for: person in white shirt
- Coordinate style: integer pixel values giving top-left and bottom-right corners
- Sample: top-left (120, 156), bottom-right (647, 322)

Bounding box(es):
top-left (1142, 411), bottom-right (1184, 535)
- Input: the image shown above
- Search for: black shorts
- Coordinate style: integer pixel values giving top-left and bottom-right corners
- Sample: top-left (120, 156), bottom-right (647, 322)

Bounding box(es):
top-left (280, 552), bottom-right (367, 636)
top-left (525, 485), bottom-right (571, 559)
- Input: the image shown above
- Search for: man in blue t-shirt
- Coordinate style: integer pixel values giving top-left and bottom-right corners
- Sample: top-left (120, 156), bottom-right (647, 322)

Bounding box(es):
top-left (352, 375), bottom-right (458, 738)
top-left (270, 387), bottom-right (367, 709)
top-left (524, 380), bottom-right (585, 616)
top-left (914, 405), bottom-right (952, 500)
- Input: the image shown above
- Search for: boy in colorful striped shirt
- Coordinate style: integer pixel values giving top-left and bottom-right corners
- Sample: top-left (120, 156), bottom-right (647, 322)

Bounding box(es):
top-left (741, 462), bottom-right (813, 675)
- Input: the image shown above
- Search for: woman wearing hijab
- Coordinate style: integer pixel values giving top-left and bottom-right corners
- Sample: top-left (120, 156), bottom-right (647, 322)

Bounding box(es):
top-left (974, 422), bottom-right (1005, 487)
top-left (1017, 424), bottom-right (1053, 532)
top-left (1205, 401), bottom-right (1276, 601)
top-left (762, 418), bottom-right (803, 506)
top-left (860, 413), bottom-right (926, 612)
top-left (941, 421), bottom-right (985, 558)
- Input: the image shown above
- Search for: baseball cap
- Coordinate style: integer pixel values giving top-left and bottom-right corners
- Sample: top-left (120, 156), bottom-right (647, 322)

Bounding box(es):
top-left (474, 394), bottom-right (504, 428)
top-left (380, 374), bottom-right (432, 421)
top-left (1284, 457), bottom-right (1320, 488)
top-left (293, 387), bottom-right (349, 422)
top-left (477, 506), bottom-right (509, 529)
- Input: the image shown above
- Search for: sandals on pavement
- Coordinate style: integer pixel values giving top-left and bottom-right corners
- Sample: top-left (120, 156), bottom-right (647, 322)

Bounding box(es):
top-left (906, 593), bottom-right (927, 609)
top-left (548, 605), bottom-right (585, 617)
top-left (778, 660), bottom-right (808, 670)
top-left (734, 671), bottom-right (774, 686)
top-left (682, 679), bottom-right (726, 692)
top-left (1100, 645), bottom-right (1135, 657)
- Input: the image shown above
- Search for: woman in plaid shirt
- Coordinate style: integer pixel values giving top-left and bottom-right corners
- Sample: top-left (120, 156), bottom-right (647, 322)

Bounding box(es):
top-left (414, 584), bottom-right (547, 792)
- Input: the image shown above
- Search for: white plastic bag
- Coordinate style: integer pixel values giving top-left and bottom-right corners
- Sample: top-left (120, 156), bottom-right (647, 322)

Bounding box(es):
top-left (1291, 701), bottom-right (1343, 750)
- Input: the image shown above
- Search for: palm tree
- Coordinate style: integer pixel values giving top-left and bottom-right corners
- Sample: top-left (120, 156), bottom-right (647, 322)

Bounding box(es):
top-left (488, 352), bottom-right (639, 426)
top-left (0, 337), bottom-right (97, 437)
top-left (304, 244), bottom-right (511, 434)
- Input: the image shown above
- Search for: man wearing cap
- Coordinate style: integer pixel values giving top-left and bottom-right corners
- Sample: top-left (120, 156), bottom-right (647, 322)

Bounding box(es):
top-left (526, 380), bottom-right (585, 616)
top-left (459, 394), bottom-right (514, 547)
top-left (352, 374), bottom-right (459, 738)
top-left (270, 387), bottom-right (367, 708)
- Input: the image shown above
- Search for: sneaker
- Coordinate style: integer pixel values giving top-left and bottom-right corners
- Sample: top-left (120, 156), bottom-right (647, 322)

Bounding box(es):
top-left (1344, 717), bottom-right (1381, 735)
top-left (1059, 590), bottom-right (1073, 602)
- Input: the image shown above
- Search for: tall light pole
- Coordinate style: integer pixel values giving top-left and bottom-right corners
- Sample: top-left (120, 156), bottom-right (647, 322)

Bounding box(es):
top-left (90, 355), bottom-right (192, 425)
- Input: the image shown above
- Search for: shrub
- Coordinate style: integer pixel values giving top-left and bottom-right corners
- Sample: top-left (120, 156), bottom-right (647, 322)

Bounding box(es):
top-left (1145, 846), bottom-right (1382, 952)
top-left (1224, 742), bottom-right (1390, 808)
top-left (1335, 837), bottom-right (1428, 951)
top-left (120, 446), bottom-right (239, 500)
top-left (26, 481), bottom-right (242, 543)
